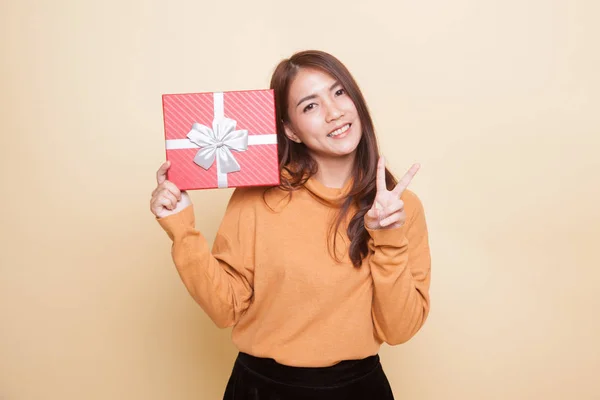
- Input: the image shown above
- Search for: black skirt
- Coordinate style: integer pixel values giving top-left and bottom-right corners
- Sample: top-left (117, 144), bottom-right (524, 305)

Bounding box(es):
top-left (223, 352), bottom-right (395, 400)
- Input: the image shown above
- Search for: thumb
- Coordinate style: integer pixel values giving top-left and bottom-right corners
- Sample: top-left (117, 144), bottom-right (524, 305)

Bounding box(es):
top-left (156, 161), bottom-right (170, 185)
top-left (366, 208), bottom-right (379, 220)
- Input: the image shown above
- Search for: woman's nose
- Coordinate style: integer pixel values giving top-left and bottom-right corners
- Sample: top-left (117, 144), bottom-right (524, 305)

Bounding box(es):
top-left (325, 104), bottom-right (343, 122)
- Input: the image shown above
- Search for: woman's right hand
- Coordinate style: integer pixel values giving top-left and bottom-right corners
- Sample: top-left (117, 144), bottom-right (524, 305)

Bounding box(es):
top-left (150, 161), bottom-right (191, 219)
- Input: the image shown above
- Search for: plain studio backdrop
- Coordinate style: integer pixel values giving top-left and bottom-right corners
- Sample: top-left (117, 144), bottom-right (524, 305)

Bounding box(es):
top-left (1, 0), bottom-right (599, 399)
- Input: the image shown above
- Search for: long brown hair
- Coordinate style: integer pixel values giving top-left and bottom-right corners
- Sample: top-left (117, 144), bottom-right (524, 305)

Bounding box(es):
top-left (269, 50), bottom-right (397, 268)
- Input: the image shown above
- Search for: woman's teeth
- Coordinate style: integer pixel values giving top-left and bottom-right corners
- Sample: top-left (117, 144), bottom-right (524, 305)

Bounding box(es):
top-left (327, 124), bottom-right (350, 137)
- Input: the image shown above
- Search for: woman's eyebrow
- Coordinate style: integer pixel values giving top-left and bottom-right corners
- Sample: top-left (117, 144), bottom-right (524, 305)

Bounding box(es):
top-left (296, 81), bottom-right (342, 107)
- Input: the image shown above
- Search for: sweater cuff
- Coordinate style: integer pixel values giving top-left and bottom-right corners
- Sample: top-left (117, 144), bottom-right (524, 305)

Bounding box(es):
top-left (156, 204), bottom-right (195, 241)
top-left (366, 223), bottom-right (408, 247)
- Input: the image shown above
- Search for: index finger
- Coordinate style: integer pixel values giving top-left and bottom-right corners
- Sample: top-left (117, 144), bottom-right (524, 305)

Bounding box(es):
top-left (156, 161), bottom-right (170, 185)
top-left (376, 156), bottom-right (386, 193)
top-left (392, 163), bottom-right (420, 196)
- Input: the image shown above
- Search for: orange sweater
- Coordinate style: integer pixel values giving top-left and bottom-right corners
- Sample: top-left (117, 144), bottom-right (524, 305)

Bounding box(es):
top-left (157, 176), bottom-right (431, 367)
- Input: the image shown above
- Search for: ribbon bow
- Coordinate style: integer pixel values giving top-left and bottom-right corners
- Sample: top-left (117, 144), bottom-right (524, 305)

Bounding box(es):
top-left (187, 117), bottom-right (248, 173)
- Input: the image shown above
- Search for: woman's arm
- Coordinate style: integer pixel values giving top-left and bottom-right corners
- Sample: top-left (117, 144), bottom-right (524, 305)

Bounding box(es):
top-left (157, 188), bottom-right (256, 328)
top-left (367, 189), bottom-right (432, 345)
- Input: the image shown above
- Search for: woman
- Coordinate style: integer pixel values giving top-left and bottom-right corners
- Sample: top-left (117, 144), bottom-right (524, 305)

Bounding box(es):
top-left (150, 50), bottom-right (431, 399)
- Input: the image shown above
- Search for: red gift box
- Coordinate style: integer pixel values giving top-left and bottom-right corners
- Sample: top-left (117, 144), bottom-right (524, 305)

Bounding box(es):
top-left (162, 89), bottom-right (280, 190)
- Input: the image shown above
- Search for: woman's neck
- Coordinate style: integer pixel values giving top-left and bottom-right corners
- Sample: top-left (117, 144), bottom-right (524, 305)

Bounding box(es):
top-left (312, 153), bottom-right (356, 189)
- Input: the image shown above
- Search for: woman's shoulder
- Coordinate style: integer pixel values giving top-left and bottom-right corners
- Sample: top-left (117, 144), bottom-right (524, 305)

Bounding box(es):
top-left (226, 186), bottom-right (266, 209)
top-left (400, 188), bottom-right (420, 202)
top-left (400, 189), bottom-right (426, 216)
top-left (228, 185), bottom-right (291, 212)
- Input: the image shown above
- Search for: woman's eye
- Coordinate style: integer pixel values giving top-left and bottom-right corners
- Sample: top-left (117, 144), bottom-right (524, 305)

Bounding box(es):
top-left (335, 88), bottom-right (346, 96)
top-left (303, 103), bottom-right (316, 113)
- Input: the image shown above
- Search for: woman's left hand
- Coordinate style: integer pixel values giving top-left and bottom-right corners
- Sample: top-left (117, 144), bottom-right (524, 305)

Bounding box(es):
top-left (365, 157), bottom-right (420, 230)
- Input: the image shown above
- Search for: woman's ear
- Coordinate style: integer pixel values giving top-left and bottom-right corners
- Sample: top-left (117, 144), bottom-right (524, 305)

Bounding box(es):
top-left (283, 123), bottom-right (302, 143)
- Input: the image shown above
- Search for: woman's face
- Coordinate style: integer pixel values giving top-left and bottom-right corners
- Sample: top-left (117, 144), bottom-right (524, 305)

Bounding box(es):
top-left (284, 68), bottom-right (362, 164)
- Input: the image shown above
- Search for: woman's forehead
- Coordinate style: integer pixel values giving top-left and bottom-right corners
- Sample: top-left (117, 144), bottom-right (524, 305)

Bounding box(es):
top-left (289, 68), bottom-right (338, 97)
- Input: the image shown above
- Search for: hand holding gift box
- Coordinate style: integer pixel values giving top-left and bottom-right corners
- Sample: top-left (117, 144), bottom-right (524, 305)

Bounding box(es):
top-left (162, 89), bottom-right (280, 190)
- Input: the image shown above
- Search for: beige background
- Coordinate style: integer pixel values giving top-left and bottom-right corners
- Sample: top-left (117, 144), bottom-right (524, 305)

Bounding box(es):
top-left (1, 0), bottom-right (599, 399)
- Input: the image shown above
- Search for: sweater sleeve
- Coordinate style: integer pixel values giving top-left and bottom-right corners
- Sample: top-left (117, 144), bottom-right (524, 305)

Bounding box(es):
top-left (156, 188), bottom-right (256, 329)
top-left (366, 189), bottom-right (431, 345)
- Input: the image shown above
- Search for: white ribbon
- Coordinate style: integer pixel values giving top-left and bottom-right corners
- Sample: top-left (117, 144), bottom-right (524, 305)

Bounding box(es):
top-left (187, 117), bottom-right (248, 176)
top-left (165, 92), bottom-right (277, 188)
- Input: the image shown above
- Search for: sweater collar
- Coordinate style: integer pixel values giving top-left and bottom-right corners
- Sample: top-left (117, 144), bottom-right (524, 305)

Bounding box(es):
top-left (303, 174), bottom-right (354, 207)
